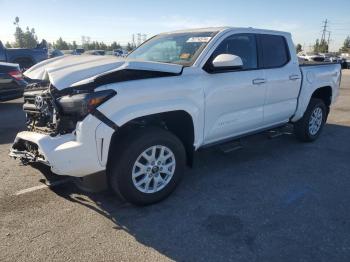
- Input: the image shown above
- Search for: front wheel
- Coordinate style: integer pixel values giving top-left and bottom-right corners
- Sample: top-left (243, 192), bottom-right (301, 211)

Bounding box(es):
top-left (108, 127), bottom-right (186, 205)
top-left (294, 98), bottom-right (327, 142)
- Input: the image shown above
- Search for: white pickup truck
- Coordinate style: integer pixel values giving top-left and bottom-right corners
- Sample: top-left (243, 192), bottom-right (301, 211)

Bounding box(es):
top-left (10, 27), bottom-right (341, 205)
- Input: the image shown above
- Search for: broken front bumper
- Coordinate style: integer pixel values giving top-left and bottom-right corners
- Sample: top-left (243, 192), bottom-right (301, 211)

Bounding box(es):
top-left (9, 118), bottom-right (108, 177)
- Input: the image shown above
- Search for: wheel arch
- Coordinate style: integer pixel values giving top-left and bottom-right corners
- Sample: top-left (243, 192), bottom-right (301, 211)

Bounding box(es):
top-left (311, 86), bottom-right (332, 108)
top-left (106, 109), bottom-right (197, 169)
top-left (292, 85), bottom-right (333, 122)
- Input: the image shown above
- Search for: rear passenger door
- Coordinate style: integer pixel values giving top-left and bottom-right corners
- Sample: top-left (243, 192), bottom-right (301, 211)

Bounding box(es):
top-left (257, 34), bottom-right (302, 126)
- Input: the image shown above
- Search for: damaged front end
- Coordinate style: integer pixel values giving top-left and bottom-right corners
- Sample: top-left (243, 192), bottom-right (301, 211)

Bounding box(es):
top-left (22, 81), bottom-right (115, 136)
top-left (10, 137), bottom-right (46, 165)
top-left (10, 79), bottom-right (116, 168)
top-left (9, 56), bottom-right (183, 175)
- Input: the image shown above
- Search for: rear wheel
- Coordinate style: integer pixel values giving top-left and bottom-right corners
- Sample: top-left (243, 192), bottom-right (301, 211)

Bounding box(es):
top-left (294, 98), bottom-right (327, 142)
top-left (108, 127), bottom-right (186, 205)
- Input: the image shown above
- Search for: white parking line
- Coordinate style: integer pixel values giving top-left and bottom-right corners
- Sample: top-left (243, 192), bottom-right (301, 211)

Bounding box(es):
top-left (15, 178), bottom-right (72, 196)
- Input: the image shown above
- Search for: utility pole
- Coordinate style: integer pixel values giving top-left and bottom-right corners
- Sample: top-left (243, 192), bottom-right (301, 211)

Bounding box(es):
top-left (327, 31), bottom-right (331, 46)
top-left (321, 19), bottom-right (329, 43)
top-left (137, 33), bottom-right (141, 46)
top-left (319, 19), bottom-right (331, 53)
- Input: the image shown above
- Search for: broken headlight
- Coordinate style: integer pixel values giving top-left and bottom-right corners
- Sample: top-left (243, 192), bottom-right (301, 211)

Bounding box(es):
top-left (57, 89), bottom-right (116, 119)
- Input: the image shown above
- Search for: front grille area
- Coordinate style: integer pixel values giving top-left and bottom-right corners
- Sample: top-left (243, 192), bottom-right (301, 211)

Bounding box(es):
top-left (22, 86), bottom-right (57, 134)
top-left (23, 89), bottom-right (52, 114)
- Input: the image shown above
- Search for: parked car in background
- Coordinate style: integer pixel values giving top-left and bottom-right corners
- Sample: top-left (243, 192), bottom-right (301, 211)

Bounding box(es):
top-left (64, 50), bottom-right (85, 55)
top-left (319, 53), bottom-right (331, 62)
top-left (342, 57), bottom-right (350, 69)
top-left (10, 27), bottom-right (341, 205)
top-left (298, 51), bottom-right (325, 62)
top-left (74, 48), bottom-right (85, 55)
top-left (0, 41), bottom-right (48, 70)
top-left (48, 49), bottom-right (64, 58)
top-left (85, 50), bottom-right (106, 56)
top-left (105, 51), bottom-right (113, 56)
top-left (61, 50), bottom-right (72, 55)
top-left (0, 62), bottom-right (27, 101)
top-left (113, 49), bottom-right (128, 57)
top-left (329, 56), bottom-right (342, 63)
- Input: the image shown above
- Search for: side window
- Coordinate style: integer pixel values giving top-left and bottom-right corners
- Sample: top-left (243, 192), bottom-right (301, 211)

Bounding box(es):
top-left (206, 33), bottom-right (257, 71)
top-left (258, 34), bottom-right (290, 68)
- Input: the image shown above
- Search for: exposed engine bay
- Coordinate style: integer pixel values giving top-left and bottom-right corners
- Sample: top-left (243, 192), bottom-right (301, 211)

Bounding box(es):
top-left (23, 81), bottom-right (85, 135)
top-left (23, 79), bottom-right (117, 136)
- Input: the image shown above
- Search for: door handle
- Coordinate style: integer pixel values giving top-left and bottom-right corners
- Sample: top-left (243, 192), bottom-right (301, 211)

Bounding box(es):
top-left (252, 78), bottom-right (266, 85)
top-left (289, 74), bottom-right (301, 80)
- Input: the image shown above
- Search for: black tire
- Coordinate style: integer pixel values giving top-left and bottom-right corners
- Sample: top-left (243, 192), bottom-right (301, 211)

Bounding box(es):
top-left (108, 126), bottom-right (186, 205)
top-left (294, 98), bottom-right (327, 142)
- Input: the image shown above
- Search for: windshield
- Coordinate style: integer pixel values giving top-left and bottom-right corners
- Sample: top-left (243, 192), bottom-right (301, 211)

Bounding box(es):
top-left (127, 31), bottom-right (218, 66)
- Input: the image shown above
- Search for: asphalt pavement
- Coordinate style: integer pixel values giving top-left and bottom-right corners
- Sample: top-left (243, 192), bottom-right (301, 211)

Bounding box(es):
top-left (1, 70), bottom-right (350, 262)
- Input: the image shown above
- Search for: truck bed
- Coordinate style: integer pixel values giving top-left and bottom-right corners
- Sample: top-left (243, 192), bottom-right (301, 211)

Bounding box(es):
top-left (299, 61), bottom-right (339, 67)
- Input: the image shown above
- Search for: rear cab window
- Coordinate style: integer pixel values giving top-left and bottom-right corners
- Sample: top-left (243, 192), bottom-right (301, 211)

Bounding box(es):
top-left (257, 34), bottom-right (290, 68)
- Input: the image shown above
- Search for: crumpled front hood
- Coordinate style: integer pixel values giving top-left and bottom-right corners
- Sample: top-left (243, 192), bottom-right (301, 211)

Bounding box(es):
top-left (24, 55), bottom-right (183, 90)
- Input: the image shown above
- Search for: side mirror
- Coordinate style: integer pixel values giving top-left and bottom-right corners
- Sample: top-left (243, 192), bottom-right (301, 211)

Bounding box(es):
top-left (212, 54), bottom-right (243, 69)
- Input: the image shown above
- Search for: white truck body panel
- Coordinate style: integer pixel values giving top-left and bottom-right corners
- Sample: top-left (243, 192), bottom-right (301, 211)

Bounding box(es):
top-left (24, 55), bottom-right (183, 90)
top-left (292, 64), bottom-right (341, 121)
top-left (11, 27), bottom-right (341, 177)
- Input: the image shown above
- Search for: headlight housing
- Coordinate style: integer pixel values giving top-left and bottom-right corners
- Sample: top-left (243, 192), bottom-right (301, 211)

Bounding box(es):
top-left (57, 89), bottom-right (116, 119)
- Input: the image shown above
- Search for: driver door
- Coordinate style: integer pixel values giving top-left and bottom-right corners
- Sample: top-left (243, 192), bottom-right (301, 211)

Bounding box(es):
top-left (202, 33), bottom-right (266, 144)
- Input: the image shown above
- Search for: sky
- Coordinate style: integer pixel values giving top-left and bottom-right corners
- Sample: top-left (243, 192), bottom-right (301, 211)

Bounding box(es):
top-left (0, 0), bottom-right (349, 51)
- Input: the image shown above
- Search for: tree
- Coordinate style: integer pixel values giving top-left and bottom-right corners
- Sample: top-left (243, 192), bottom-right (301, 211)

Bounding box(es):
top-left (12, 17), bottom-right (38, 48)
top-left (13, 25), bottom-right (25, 48)
top-left (110, 41), bottom-right (122, 51)
top-left (37, 39), bottom-right (48, 49)
top-left (295, 43), bottom-right (302, 53)
top-left (313, 38), bottom-right (328, 53)
top-left (22, 26), bottom-right (38, 48)
top-left (340, 36), bottom-right (350, 53)
top-left (5, 42), bottom-right (12, 48)
top-left (54, 37), bottom-right (69, 50)
top-left (72, 41), bottom-right (78, 50)
top-left (126, 42), bottom-right (134, 52)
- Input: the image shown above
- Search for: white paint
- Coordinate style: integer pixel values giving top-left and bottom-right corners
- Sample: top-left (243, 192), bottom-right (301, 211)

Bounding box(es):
top-left (15, 178), bottom-right (71, 196)
top-left (212, 54), bottom-right (243, 68)
top-left (23, 55), bottom-right (183, 90)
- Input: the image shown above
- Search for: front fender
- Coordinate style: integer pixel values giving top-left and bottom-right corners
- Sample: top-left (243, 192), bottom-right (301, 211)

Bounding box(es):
top-left (95, 99), bottom-right (203, 167)
top-left (111, 99), bottom-right (201, 142)
top-left (113, 99), bottom-right (200, 133)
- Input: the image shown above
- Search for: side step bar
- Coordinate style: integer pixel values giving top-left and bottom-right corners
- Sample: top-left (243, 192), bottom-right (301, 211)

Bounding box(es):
top-left (267, 124), bottom-right (294, 139)
top-left (218, 124), bottom-right (294, 154)
top-left (219, 139), bottom-right (243, 154)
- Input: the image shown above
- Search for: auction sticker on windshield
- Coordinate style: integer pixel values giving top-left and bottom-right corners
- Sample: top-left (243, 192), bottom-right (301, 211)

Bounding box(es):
top-left (186, 37), bottom-right (212, 43)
